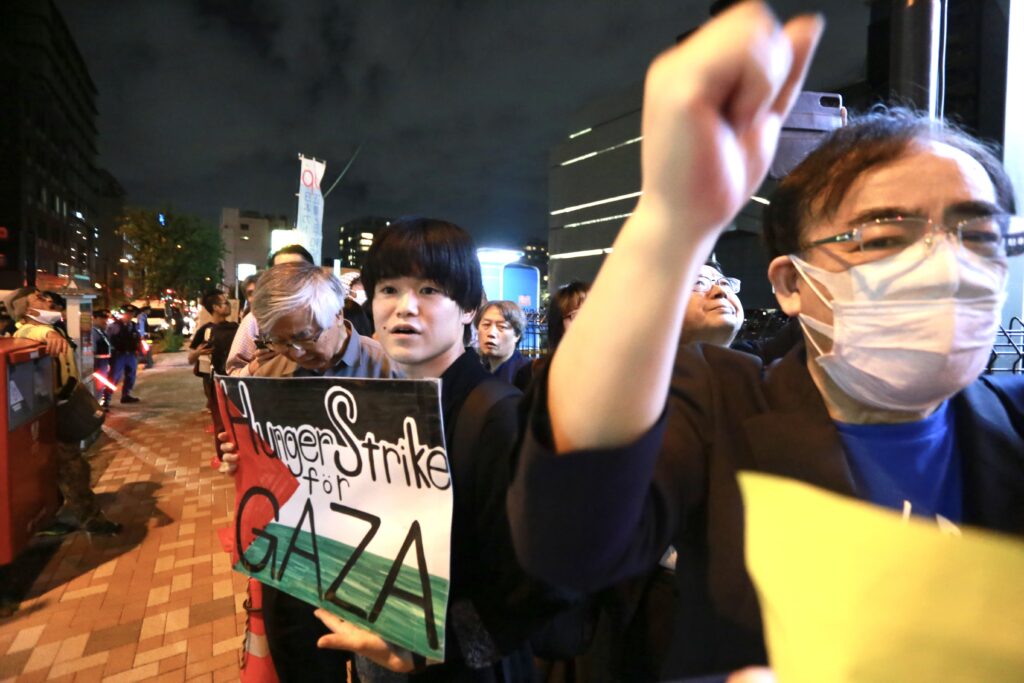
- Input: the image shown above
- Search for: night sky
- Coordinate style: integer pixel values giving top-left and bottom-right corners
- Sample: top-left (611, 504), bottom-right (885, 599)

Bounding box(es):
top-left (56, 1), bottom-right (867, 249)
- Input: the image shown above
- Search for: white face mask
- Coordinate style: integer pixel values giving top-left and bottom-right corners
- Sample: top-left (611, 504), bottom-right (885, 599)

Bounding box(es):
top-left (351, 290), bottom-right (367, 306)
top-left (29, 309), bottom-right (63, 326)
top-left (789, 238), bottom-right (1007, 412)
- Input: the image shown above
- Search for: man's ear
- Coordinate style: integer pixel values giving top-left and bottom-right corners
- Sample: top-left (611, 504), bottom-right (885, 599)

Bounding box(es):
top-left (768, 256), bottom-right (803, 317)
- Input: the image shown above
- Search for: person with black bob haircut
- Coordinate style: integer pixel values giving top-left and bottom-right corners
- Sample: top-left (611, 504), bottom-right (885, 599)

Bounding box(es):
top-left (314, 217), bottom-right (573, 680)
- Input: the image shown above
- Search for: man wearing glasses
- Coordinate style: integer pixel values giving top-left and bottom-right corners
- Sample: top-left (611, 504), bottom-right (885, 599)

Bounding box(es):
top-left (508, 4), bottom-right (1024, 680)
top-left (219, 260), bottom-right (398, 681)
top-left (682, 259), bottom-right (744, 347)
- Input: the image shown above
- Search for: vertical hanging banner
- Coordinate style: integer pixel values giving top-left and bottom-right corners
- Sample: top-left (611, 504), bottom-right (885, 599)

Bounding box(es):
top-left (296, 154), bottom-right (326, 265)
top-left (216, 375), bottom-right (452, 660)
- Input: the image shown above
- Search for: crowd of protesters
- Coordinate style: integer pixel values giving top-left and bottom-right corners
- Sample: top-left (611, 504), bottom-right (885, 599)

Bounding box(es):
top-left (9, 1), bottom-right (1022, 681)
top-left (205, 3), bottom-right (1023, 682)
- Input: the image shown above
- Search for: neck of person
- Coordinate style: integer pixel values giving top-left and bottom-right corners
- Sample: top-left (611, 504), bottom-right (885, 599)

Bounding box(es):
top-left (212, 312), bottom-right (228, 324)
top-left (325, 319), bottom-right (351, 368)
top-left (679, 326), bottom-right (736, 348)
top-left (404, 339), bottom-right (466, 380)
top-left (803, 332), bottom-right (942, 425)
top-left (485, 349), bottom-right (514, 372)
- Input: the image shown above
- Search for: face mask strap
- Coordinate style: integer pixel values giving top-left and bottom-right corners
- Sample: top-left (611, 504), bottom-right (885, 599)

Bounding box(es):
top-left (788, 255), bottom-right (834, 311)
top-left (797, 316), bottom-right (830, 358)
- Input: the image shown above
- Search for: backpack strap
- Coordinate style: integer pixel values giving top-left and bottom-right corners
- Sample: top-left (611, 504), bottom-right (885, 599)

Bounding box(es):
top-left (452, 378), bottom-right (519, 463)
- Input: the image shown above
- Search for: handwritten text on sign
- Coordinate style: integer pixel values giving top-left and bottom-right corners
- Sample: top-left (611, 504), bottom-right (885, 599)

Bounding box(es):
top-left (217, 376), bottom-right (452, 660)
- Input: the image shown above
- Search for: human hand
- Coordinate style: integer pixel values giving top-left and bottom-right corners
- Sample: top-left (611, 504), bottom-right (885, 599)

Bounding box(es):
top-left (314, 609), bottom-right (415, 672)
top-left (44, 330), bottom-right (68, 357)
top-left (727, 667), bottom-right (776, 683)
top-left (218, 432), bottom-right (238, 475)
top-left (636, 1), bottom-right (823, 239)
top-left (245, 348), bottom-right (278, 375)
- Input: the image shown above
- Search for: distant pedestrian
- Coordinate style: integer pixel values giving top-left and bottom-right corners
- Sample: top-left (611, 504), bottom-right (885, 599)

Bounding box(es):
top-left (137, 305), bottom-right (155, 368)
top-left (108, 306), bottom-right (142, 403)
top-left (188, 291), bottom-right (237, 450)
top-left (91, 309), bottom-right (113, 409)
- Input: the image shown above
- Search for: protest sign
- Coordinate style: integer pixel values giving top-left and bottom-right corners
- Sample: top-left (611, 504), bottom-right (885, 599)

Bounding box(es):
top-left (216, 375), bottom-right (452, 660)
top-left (295, 155), bottom-right (325, 265)
top-left (740, 472), bottom-right (1024, 683)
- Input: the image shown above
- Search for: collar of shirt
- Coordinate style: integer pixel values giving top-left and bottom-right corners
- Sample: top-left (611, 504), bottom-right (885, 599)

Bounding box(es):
top-left (335, 319), bottom-right (360, 367)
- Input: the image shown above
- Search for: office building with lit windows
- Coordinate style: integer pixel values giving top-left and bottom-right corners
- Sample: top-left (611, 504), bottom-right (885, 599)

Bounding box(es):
top-left (338, 216), bottom-right (391, 269)
top-left (0, 0), bottom-right (124, 291)
top-left (548, 83), bottom-right (829, 310)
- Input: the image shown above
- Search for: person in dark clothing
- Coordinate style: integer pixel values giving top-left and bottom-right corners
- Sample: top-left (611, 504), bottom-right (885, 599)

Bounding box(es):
top-left (508, 6), bottom-right (1022, 681)
top-left (315, 217), bottom-right (571, 681)
top-left (108, 305), bottom-right (142, 403)
top-left (476, 300), bottom-right (531, 385)
top-left (513, 281), bottom-right (590, 393)
top-left (188, 291), bottom-right (236, 450)
top-left (730, 316), bottom-right (802, 365)
top-left (91, 309), bottom-right (114, 408)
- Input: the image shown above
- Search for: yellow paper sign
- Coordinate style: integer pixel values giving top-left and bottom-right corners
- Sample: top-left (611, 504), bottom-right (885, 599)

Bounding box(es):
top-left (739, 472), bottom-right (1024, 683)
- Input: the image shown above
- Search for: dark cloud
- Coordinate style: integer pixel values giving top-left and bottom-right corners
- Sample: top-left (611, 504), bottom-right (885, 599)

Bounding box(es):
top-left (56, 1), bottom-right (867, 249)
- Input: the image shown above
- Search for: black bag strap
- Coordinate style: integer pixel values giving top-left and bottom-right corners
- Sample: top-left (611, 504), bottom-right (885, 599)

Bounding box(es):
top-left (452, 378), bottom-right (519, 463)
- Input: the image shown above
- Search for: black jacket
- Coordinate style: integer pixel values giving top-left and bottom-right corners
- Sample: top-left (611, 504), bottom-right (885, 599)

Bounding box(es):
top-left (509, 342), bottom-right (1024, 679)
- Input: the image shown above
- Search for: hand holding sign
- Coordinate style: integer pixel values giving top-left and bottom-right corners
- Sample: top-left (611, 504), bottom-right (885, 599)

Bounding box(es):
top-left (314, 609), bottom-right (416, 672)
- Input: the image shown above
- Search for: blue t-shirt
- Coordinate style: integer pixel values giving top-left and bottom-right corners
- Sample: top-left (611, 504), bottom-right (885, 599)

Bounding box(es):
top-left (834, 401), bottom-right (962, 522)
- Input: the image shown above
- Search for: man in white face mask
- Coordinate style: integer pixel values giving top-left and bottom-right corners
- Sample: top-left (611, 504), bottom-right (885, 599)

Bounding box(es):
top-left (9, 288), bottom-right (122, 535)
top-left (506, 4), bottom-right (1024, 679)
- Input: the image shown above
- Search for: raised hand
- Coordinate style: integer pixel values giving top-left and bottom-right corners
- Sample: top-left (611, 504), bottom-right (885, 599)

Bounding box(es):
top-left (637, 1), bottom-right (822, 238)
top-left (549, 2), bottom-right (823, 452)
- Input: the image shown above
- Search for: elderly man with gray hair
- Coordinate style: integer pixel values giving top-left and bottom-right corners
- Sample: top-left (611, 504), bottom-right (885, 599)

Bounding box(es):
top-left (249, 261), bottom-right (395, 379)
top-left (222, 259), bottom-right (399, 681)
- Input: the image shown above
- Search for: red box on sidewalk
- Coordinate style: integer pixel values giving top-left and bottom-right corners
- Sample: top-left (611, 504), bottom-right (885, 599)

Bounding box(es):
top-left (0, 338), bottom-right (58, 564)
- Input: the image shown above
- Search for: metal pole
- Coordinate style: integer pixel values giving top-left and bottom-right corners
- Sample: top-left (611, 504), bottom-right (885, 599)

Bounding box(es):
top-left (889, 0), bottom-right (948, 118)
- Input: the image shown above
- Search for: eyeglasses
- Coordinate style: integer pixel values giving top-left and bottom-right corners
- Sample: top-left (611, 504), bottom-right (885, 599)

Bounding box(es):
top-left (803, 213), bottom-right (1024, 259)
top-left (693, 275), bottom-right (741, 294)
top-left (258, 326), bottom-right (326, 352)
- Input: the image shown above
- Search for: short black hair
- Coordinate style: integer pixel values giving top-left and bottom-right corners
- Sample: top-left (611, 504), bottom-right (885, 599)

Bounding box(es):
top-left (361, 217), bottom-right (483, 313)
top-left (704, 256), bottom-right (724, 274)
top-left (92, 309), bottom-right (109, 319)
top-left (201, 289), bottom-right (225, 314)
top-left (268, 244), bottom-right (314, 268)
top-left (764, 106), bottom-right (1016, 258)
top-left (41, 290), bottom-right (66, 310)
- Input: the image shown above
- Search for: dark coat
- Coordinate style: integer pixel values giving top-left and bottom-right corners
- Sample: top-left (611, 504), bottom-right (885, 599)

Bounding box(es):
top-left (509, 342), bottom-right (1024, 679)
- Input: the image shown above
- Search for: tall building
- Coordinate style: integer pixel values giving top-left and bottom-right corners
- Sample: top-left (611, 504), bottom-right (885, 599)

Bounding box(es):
top-left (546, 83), bottom-right (643, 294)
top-left (521, 239), bottom-right (549, 288)
top-left (0, 0), bottom-right (113, 290)
top-left (92, 169), bottom-right (128, 304)
top-left (220, 208), bottom-right (288, 291)
top-left (338, 216), bottom-right (391, 269)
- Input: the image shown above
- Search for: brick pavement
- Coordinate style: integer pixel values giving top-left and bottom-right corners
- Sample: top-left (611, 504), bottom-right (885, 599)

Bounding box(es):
top-left (0, 352), bottom-right (249, 682)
